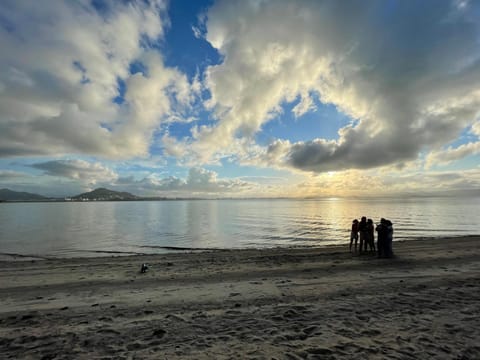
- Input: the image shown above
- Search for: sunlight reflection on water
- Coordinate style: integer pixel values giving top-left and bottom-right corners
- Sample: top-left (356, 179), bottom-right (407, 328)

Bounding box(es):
top-left (0, 197), bottom-right (479, 257)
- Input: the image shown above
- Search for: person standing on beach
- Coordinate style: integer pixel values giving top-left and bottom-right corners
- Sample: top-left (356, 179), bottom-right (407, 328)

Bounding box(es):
top-left (358, 217), bottom-right (368, 253)
top-left (367, 218), bottom-right (375, 252)
top-left (376, 218), bottom-right (388, 258)
top-left (350, 219), bottom-right (359, 252)
top-left (385, 219), bottom-right (394, 258)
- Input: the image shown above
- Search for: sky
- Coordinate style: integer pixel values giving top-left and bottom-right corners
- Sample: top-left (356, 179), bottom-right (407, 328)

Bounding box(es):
top-left (0, 0), bottom-right (479, 198)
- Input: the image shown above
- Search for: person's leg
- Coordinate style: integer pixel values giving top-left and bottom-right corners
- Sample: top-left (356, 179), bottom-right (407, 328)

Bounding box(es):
top-left (386, 238), bottom-right (393, 258)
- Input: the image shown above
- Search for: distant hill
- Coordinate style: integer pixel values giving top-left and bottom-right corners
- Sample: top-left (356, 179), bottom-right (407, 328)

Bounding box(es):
top-left (0, 188), bottom-right (48, 201)
top-left (71, 188), bottom-right (138, 201)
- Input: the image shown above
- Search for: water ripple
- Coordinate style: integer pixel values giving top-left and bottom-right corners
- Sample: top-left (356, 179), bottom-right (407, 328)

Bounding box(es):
top-left (0, 197), bottom-right (479, 257)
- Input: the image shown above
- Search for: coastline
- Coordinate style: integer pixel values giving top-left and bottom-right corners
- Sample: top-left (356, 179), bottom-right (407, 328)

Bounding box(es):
top-left (1, 236), bottom-right (479, 359)
top-left (2, 234), bottom-right (479, 261)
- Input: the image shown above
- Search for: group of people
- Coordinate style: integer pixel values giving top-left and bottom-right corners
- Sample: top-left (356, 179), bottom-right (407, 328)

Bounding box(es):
top-left (350, 216), bottom-right (394, 258)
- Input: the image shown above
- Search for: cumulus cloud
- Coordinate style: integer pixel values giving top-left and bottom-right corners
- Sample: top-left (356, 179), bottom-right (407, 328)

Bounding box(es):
top-left (180, 0), bottom-right (480, 172)
top-left (30, 159), bottom-right (118, 185)
top-left (0, 0), bottom-right (192, 159)
top-left (2, 0), bottom-right (479, 199)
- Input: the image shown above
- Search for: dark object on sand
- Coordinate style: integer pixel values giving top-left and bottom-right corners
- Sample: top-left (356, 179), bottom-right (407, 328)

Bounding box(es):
top-left (140, 263), bottom-right (149, 273)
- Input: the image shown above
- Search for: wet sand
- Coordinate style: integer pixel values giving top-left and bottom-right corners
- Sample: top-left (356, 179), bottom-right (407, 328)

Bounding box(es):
top-left (1, 236), bottom-right (479, 359)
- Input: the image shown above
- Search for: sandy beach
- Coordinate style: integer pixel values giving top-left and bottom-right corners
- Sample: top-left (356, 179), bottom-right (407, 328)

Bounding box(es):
top-left (1, 236), bottom-right (479, 359)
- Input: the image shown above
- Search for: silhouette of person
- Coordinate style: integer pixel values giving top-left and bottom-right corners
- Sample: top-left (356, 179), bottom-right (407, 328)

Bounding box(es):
top-left (358, 216), bottom-right (368, 253)
top-left (367, 218), bottom-right (375, 252)
top-left (385, 219), bottom-right (394, 258)
top-left (376, 218), bottom-right (388, 258)
top-left (350, 219), bottom-right (359, 252)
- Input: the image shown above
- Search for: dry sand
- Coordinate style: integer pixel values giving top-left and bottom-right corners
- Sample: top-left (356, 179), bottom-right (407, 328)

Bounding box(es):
top-left (0, 236), bottom-right (479, 359)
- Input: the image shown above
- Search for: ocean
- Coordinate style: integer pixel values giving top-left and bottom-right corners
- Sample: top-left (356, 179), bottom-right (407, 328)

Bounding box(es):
top-left (0, 197), bottom-right (479, 258)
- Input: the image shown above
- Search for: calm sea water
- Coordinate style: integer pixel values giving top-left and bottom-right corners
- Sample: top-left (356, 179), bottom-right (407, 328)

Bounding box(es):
top-left (0, 197), bottom-right (479, 258)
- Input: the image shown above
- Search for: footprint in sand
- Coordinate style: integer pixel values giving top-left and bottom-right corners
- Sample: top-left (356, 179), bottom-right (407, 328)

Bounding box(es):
top-left (17, 335), bottom-right (38, 344)
top-left (306, 347), bottom-right (333, 355)
top-left (302, 325), bottom-right (320, 335)
top-left (283, 309), bottom-right (299, 319)
top-left (361, 329), bottom-right (381, 336)
top-left (126, 342), bottom-right (144, 351)
top-left (152, 328), bottom-right (167, 338)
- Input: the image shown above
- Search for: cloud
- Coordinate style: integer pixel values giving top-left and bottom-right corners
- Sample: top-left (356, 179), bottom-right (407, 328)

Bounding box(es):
top-left (30, 159), bottom-right (118, 185)
top-left (0, 170), bottom-right (29, 180)
top-left (0, 0), bottom-right (192, 159)
top-left (379, 168), bottom-right (480, 196)
top-left (180, 0), bottom-right (480, 172)
top-left (292, 93), bottom-right (317, 118)
top-left (425, 119), bottom-right (480, 168)
top-left (295, 166), bottom-right (480, 198)
top-left (192, 26), bottom-right (202, 39)
top-left (471, 121), bottom-right (480, 137)
top-left (425, 142), bottom-right (480, 168)
top-left (117, 167), bottom-right (253, 196)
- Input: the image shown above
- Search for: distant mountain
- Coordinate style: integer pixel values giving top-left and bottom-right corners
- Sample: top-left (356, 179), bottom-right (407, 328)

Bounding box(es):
top-left (0, 188), bottom-right (48, 201)
top-left (71, 188), bottom-right (138, 201)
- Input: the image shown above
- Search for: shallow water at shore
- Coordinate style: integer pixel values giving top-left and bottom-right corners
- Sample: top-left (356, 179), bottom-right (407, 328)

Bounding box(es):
top-left (1, 197), bottom-right (479, 258)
